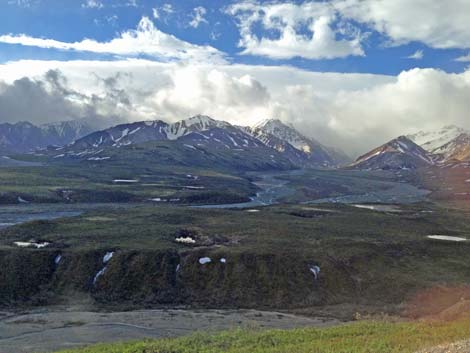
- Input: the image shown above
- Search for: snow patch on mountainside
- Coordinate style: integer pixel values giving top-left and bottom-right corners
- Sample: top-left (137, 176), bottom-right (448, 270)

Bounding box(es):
top-left (433, 133), bottom-right (470, 161)
top-left (165, 115), bottom-right (230, 140)
top-left (254, 119), bottom-right (314, 152)
top-left (408, 125), bottom-right (468, 152)
top-left (55, 115), bottom-right (349, 169)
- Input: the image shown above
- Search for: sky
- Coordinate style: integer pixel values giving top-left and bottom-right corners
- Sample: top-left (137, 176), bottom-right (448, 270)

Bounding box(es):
top-left (0, 0), bottom-right (470, 155)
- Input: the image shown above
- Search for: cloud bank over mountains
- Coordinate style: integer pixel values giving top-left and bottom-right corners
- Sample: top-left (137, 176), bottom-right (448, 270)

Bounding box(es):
top-left (1, 60), bottom-right (469, 156)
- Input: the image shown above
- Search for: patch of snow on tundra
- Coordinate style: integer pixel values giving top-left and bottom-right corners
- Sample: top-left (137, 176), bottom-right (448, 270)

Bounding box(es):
top-left (93, 267), bottom-right (107, 285)
top-left (175, 237), bottom-right (196, 244)
top-left (88, 157), bottom-right (110, 161)
top-left (199, 257), bottom-right (212, 264)
top-left (55, 255), bottom-right (62, 264)
top-left (309, 265), bottom-right (321, 280)
top-left (427, 235), bottom-right (467, 242)
top-left (103, 252), bottom-right (114, 263)
top-left (18, 196), bottom-right (29, 203)
top-left (14, 241), bottom-right (50, 249)
top-left (113, 179), bottom-right (138, 183)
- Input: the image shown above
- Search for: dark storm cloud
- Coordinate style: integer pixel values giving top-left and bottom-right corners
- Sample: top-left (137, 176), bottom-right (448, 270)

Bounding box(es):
top-left (0, 70), bottom-right (131, 126)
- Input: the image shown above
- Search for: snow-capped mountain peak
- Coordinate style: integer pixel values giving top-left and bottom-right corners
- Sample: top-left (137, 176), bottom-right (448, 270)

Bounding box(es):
top-left (253, 118), bottom-right (315, 152)
top-left (254, 118), bottom-right (294, 131)
top-left (70, 115), bottom-right (235, 149)
top-left (165, 115), bottom-right (231, 140)
top-left (249, 118), bottom-right (350, 167)
top-left (351, 136), bottom-right (434, 170)
top-left (407, 125), bottom-right (468, 153)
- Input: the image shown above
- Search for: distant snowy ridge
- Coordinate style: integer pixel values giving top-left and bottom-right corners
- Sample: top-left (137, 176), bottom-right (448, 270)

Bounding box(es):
top-left (408, 125), bottom-right (470, 162)
top-left (0, 119), bottom-right (97, 153)
top-left (407, 125), bottom-right (467, 152)
top-left (71, 115), bottom-right (231, 149)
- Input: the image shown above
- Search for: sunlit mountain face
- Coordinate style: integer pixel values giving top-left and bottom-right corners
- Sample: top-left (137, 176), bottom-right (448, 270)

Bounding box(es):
top-left (2, 2), bottom-right (470, 353)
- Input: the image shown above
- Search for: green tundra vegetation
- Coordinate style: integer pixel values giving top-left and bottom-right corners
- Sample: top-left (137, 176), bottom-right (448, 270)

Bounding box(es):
top-left (0, 139), bottom-right (296, 204)
top-left (1, 203), bottom-right (469, 314)
top-left (57, 317), bottom-right (470, 353)
top-left (0, 163), bottom-right (256, 204)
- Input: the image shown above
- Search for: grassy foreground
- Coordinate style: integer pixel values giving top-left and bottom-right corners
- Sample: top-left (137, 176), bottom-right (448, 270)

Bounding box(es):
top-left (57, 318), bottom-right (470, 353)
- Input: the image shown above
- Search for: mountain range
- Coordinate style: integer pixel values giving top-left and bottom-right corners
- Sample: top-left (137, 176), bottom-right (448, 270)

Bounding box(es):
top-left (2, 115), bottom-right (470, 171)
top-left (0, 118), bottom-right (111, 153)
top-left (56, 115), bottom-right (349, 168)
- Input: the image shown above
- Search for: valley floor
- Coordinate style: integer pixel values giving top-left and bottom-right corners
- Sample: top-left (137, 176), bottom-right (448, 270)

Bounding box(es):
top-left (0, 307), bottom-right (339, 353)
top-left (1, 164), bottom-right (470, 352)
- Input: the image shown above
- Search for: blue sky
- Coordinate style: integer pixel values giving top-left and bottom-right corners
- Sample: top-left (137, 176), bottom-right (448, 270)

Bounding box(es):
top-left (1, 0), bottom-right (469, 75)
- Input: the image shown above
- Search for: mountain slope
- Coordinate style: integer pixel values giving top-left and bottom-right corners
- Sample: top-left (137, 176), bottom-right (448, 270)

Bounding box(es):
top-left (71, 120), bottom-right (169, 149)
top-left (0, 120), bottom-right (96, 153)
top-left (165, 115), bottom-right (231, 140)
top-left (350, 136), bottom-right (434, 170)
top-left (432, 133), bottom-right (470, 161)
top-left (56, 135), bottom-right (295, 172)
top-left (70, 115), bottom-right (230, 149)
top-left (40, 120), bottom-right (97, 146)
top-left (249, 119), bottom-right (349, 167)
top-left (57, 116), bottom-right (350, 170)
top-left (408, 125), bottom-right (470, 163)
top-left (408, 125), bottom-right (467, 152)
top-left (242, 126), bottom-right (312, 167)
top-left (50, 116), bottom-right (296, 172)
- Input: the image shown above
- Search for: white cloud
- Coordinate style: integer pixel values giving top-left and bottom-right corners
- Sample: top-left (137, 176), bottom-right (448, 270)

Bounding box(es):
top-left (149, 65), bottom-right (270, 120)
top-left (123, 0), bottom-right (137, 7)
top-left (336, 0), bottom-right (470, 49)
top-left (189, 6), bottom-right (208, 28)
top-left (406, 50), bottom-right (424, 60)
top-left (0, 17), bottom-right (226, 64)
top-left (152, 7), bottom-right (159, 19)
top-left (81, 0), bottom-right (103, 9)
top-left (93, 15), bottom-right (119, 27)
top-left (7, 0), bottom-right (39, 7)
top-left (226, 0), bottom-right (470, 59)
top-left (226, 1), bottom-right (365, 60)
top-left (161, 3), bottom-right (174, 14)
top-left (301, 68), bottom-right (470, 153)
top-left (455, 53), bottom-right (470, 62)
top-left (150, 4), bottom-right (173, 24)
top-left (1, 60), bottom-right (469, 156)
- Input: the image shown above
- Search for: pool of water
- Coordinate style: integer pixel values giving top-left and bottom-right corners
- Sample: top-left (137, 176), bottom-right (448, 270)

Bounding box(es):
top-left (0, 203), bottom-right (136, 230)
